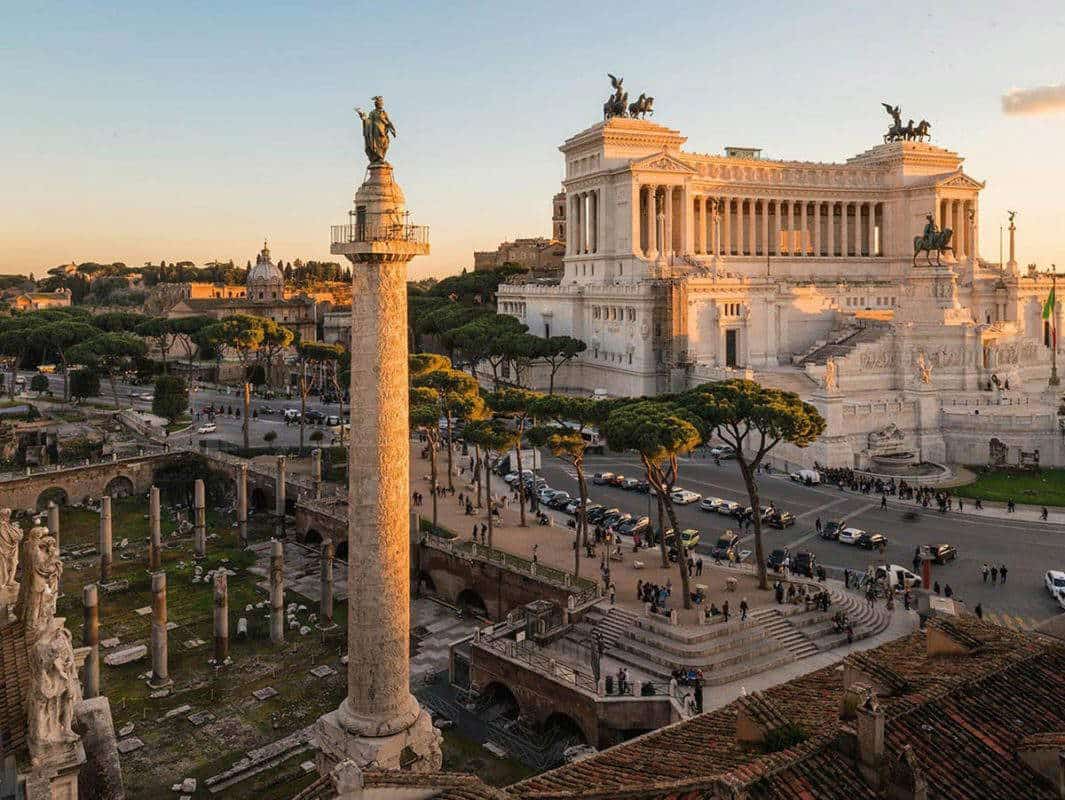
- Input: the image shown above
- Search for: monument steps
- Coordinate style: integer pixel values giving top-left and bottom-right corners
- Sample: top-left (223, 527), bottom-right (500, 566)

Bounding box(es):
top-left (624, 623), bottom-right (771, 658)
top-left (582, 605), bottom-right (639, 649)
top-left (614, 634), bottom-right (785, 673)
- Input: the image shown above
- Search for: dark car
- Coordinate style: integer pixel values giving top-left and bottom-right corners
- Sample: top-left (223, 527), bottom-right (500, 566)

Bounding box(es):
top-left (820, 519), bottom-right (845, 541)
top-left (765, 510), bottom-right (796, 529)
top-left (711, 531), bottom-right (741, 560)
top-left (617, 516), bottom-right (651, 537)
top-left (547, 492), bottom-right (572, 509)
top-left (767, 547), bottom-right (790, 570)
top-left (857, 532), bottom-right (888, 550)
top-left (603, 512), bottom-right (633, 530)
top-left (792, 551), bottom-right (816, 577)
top-left (923, 543), bottom-right (957, 564)
top-left (304, 410), bottom-right (326, 424)
top-left (634, 480), bottom-right (650, 493)
top-left (592, 472), bottom-right (615, 486)
top-left (621, 478), bottom-right (641, 491)
top-left (588, 506), bottom-right (616, 524)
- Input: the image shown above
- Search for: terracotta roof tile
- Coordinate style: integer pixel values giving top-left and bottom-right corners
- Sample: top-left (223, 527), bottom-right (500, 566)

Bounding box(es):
top-left (0, 620), bottom-right (30, 759)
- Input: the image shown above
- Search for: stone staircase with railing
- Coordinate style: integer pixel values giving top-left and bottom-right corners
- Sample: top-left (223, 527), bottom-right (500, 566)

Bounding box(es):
top-left (572, 587), bottom-right (893, 687)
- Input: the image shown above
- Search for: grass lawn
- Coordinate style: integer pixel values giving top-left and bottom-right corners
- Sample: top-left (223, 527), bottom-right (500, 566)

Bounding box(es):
top-left (165, 415), bottom-right (192, 433)
top-left (953, 467), bottom-right (1065, 507)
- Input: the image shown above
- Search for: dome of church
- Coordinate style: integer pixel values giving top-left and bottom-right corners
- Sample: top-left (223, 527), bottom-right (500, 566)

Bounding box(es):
top-left (247, 240), bottom-right (284, 302)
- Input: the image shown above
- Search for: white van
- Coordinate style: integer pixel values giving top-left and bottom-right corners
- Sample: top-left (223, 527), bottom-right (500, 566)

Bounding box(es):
top-left (789, 469), bottom-right (821, 485)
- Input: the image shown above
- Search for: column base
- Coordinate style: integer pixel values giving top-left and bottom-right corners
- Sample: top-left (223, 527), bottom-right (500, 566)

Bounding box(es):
top-left (146, 676), bottom-right (173, 690)
top-left (315, 705), bottom-right (442, 776)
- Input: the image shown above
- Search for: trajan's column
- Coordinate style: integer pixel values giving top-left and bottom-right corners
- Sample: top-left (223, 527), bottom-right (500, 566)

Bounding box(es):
top-left (315, 96), bottom-right (442, 772)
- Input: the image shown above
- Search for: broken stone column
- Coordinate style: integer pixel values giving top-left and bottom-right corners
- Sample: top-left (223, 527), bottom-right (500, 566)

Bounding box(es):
top-left (237, 463), bottom-right (249, 548)
top-left (193, 478), bottom-right (206, 559)
top-left (270, 540), bottom-right (284, 644)
top-left (213, 571), bottom-right (229, 664)
top-left (83, 584), bottom-right (100, 699)
top-left (47, 501), bottom-right (61, 594)
top-left (312, 448), bottom-right (322, 498)
top-left (148, 485), bottom-right (162, 571)
top-left (149, 571), bottom-right (171, 688)
top-left (99, 496), bottom-right (112, 581)
top-left (320, 539), bottom-right (334, 627)
top-left (275, 455), bottom-right (287, 516)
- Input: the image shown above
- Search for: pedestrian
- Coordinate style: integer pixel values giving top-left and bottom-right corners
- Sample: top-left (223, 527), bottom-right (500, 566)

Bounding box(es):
top-left (696, 557), bottom-right (703, 576)
top-left (609, 583), bottom-right (616, 605)
top-left (722, 600), bottom-right (730, 622)
top-left (944, 584), bottom-right (953, 598)
top-left (636, 579), bottom-right (643, 600)
top-left (999, 564), bottom-right (1008, 584)
top-left (740, 598), bottom-right (749, 621)
top-left (981, 563), bottom-right (989, 583)
top-left (846, 623), bottom-right (854, 644)
top-left (933, 581), bottom-right (940, 595)
top-left (843, 568), bottom-right (850, 589)
top-left (990, 565), bottom-right (998, 584)
top-left (815, 517), bottom-right (822, 535)
top-left (957, 499), bottom-right (963, 512)
top-left (531, 543), bottom-right (538, 563)
top-left (975, 498), bottom-right (983, 510)
top-left (1042, 507), bottom-right (1049, 521)
top-left (975, 602), bottom-right (983, 620)
top-left (881, 494), bottom-right (887, 510)
top-left (903, 590), bottom-right (911, 611)
top-left (775, 582), bottom-right (784, 604)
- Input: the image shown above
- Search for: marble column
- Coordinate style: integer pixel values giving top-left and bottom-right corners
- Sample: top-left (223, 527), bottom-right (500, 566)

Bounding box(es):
top-left (760, 199), bottom-right (769, 257)
top-left (148, 485), bottom-right (162, 571)
top-left (99, 496), bottom-right (112, 582)
top-left (867, 202), bottom-right (876, 257)
top-left (664, 188), bottom-right (673, 257)
top-left (814, 202), bottom-right (821, 257)
top-left (149, 572), bottom-right (171, 687)
top-left (841, 202), bottom-right (849, 257)
top-left (312, 448), bottom-right (322, 498)
top-left (275, 455), bottom-right (287, 517)
top-left (645, 187), bottom-right (656, 258)
top-left (193, 478), bottom-right (206, 559)
top-left (954, 200), bottom-right (964, 258)
top-left (722, 198), bottom-right (732, 256)
top-left (800, 201), bottom-right (808, 256)
top-left (82, 584), bottom-right (100, 699)
top-left (212, 571), bottom-right (228, 664)
top-left (770, 200), bottom-right (780, 256)
top-left (46, 501), bottom-right (60, 594)
top-left (270, 539), bottom-right (285, 644)
top-left (237, 463), bottom-right (248, 547)
top-left (694, 196), bottom-right (704, 254)
top-left (736, 199), bottom-right (745, 255)
top-left (320, 539), bottom-right (335, 628)
top-left (590, 190), bottom-right (598, 254)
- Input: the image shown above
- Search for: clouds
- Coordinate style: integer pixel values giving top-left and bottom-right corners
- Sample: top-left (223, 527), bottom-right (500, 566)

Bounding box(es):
top-left (1002, 84), bottom-right (1065, 115)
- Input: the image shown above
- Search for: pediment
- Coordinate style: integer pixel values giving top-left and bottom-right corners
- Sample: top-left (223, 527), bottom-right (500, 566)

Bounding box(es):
top-left (631, 151), bottom-right (697, 175)
top-left (935, 172), bottom-right (985, 190)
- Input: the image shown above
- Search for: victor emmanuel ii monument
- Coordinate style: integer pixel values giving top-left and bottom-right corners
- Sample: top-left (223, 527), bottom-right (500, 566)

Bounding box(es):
top-left (497, 77), bottom-right (1065, 470)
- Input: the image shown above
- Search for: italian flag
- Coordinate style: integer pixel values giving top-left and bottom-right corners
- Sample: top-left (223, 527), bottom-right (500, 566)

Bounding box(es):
top-left (1044, 288), bottom-right (1057, 348)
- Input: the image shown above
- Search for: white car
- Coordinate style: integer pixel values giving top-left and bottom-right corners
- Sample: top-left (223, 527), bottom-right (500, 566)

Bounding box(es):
top-left (699, 497), bottom-right (725, 512)
top-left (197, 423), bottom-right (217, 434)
top-left (717, 500), bottom-right (742, 515)
top-left (709, 446), bottom-right (735, 458)
top-left (789, 469), bottom-right (821, 485)
top-left (671, 489), bottom-right (702, 505)
top-left (837, 527), bottom-right (865, 546)
top-left (874, 564), bottom-right (923, 590)
top-left (1045, 570), bottom-right (1065, 601)
top-left (283, 408), bottom-right (301, 421)
top-left (503, 472), bottom-right (519, 484)
top-left (538, 488), bottom-right (559, 505)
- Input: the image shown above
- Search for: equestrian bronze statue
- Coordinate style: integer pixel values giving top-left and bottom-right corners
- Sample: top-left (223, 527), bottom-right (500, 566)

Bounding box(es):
top-left (913, 213), bottom-right (953, 266)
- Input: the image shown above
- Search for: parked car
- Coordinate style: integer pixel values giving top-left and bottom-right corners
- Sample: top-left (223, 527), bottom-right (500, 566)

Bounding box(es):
top-left (837, 527), bottom-right (864, 546)
top-left (764, 510), bottom-right (796, 529)
top-left (665, 527), bottom-right (701, 551)
top-left (793, 551), bottom-right (816, 577)
top-left (257, 406), bottom-right (274, 415)
top-left (326, 415), bottom-right (343, 426)
top-left (711, 531), bottom-right (741, 560)
top-left (922, 543), bottom-right (957, 564)
top-left (548, 491), bottom-right (573, 509)
top-left (621, 478), bottom-right (641, 491)
top-left (197, 423), bottom-right (217, 434)
top-left (617, 516), bottom-right (651, 537)
top-left (709, 446), bottom-right (735, 458)
top-left (592, 472), bottom-right (615, 486)
top-left (789, 469), bottom-right (821, 485)
top-left (874, 564), bottom-right (922, 591)
top-left (820, 519), bottom-right (846, 540)
top-left (671, 489), bottom-right (702, 505)
top-left (538, 488), bottom-right (560, 505)
top-left (607, 474), bottom-right (627, 487)
top-left (588, 506), bottom-right (616, 524)
top-left (283, 408), bottom-right (301, 421)
top-left (767, 547), bottom-right (791, 570)
top-left (856, 532), bottom-right (888, 550)
top-left (700, 497), bottom-right (725, 513)
top-left (604, 513), bottom-right (633, 531)
top-left (717, 500), bottom-right (742, 516)
top-left (634, 480), bottom-right (650, 493)
top-left (304, 410), bottom-right (326, 424)
top-left (1045, 570), bottom-right (1065, 601)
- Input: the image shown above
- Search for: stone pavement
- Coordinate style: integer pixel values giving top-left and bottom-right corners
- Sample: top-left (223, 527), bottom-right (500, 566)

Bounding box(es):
top-left (248, 539), bottom-right (348, 603)
top-left (411, 443), bottom-right (778, 624)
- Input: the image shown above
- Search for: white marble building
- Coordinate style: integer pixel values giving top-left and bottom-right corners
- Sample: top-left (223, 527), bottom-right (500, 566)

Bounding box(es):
top-left (497, 114), bottom-right (1065, 469)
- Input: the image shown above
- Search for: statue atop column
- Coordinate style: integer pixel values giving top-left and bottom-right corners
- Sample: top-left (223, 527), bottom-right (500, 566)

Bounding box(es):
top-left (913, 213), bottom-right (954, 266)
top-left (823, 358), bottom-right (839, 392)
top-left (881, 103), bottom-right (931, 142)
top-left (915, 351), bottom-right (932, 385)
top-left (355, 96), bottom-right (397, 165)
top-left (27, 619), bottom-right (82, 762)
top-left (0, 509), bottom-right (23, 598)
top-left (14, 527), bottom-right (62, 639)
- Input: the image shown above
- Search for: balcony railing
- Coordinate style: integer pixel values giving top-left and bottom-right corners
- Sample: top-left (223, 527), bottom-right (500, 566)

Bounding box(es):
top-left (331, 222), bottom-right (429, 246)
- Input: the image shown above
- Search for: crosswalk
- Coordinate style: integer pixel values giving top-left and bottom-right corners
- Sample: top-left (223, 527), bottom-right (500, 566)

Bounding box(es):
top-left (982, 611), bottom-right (1039, 631)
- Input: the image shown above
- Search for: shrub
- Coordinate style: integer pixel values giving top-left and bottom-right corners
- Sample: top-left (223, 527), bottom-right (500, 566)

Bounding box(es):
top-left (263, 430), bottom-right (278, 444)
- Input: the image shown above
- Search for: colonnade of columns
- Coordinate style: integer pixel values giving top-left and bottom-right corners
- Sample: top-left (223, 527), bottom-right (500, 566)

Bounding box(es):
top-left (684, 196), bottom-right (886, 259)
top-left (638, 184), bottom-right (686, 260)
top-left (938, 198), bottom-right (976, 259)
top-left (568, 189), bottom-right (600, 256)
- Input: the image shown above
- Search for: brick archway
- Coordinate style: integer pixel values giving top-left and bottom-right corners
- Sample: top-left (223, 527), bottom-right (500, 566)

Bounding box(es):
top-left (36, 487), bottom-right (69, 511)
top-left (104, 475), bottom-right (135, 498)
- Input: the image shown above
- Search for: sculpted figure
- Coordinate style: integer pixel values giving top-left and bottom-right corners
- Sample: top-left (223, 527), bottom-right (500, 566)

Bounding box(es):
top-left (823, 358), bottom-right (838, 392)
top-left (15, 528), bottom-right (61, 637)
top-left (355, 96), bottom-right (397, 164)
top-left (915, 351), bottom-right (932, 384)
top-left (27, 620), bottom-right (82, 757)
top-left (0, 509), bottom-right (23, 593)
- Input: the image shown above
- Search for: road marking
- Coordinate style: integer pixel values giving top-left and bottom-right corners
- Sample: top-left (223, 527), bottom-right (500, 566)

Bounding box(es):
top-left (984, 612), bottom-right (1035, 631)
top-left (794, 496), bottom-right (856, 521)
top-left (783, 503), bottom-right (877, 549)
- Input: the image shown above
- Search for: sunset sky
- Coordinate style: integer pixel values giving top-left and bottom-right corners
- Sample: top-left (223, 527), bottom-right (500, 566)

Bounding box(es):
top-left (3, 1), bottom-right (1064, 280)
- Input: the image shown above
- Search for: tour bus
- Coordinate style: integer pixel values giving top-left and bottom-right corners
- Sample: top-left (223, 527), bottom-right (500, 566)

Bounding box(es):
top-left (37, 364), bottom-right (57, 374)
top-left (565, 424), bottom-right (604, 455)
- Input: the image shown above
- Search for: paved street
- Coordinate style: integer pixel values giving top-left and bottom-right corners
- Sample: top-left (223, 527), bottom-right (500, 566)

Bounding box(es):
top-left (536, 451), bottom-right (1065, 629)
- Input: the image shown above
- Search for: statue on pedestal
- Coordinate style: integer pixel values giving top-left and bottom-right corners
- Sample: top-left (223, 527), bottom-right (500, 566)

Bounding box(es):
top-left (915, 351), bottom-right (932, 385)
top-left (913, 213), bottom-right (953, 266)
top-left (0, 509), bottom-right (23, 595)
top-left (27, 619), bottom-right (82, 758)
top-left (355, 96), bottom-right (397, 165)
top-left (823, 358), bottom-right (839, 392)
top-left (14, 527), bottom-right (62, 638)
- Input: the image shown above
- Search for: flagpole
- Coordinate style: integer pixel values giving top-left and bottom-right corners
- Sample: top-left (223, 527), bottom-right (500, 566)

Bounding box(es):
top-left (1051, 268), bottom-right (1060, 387)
